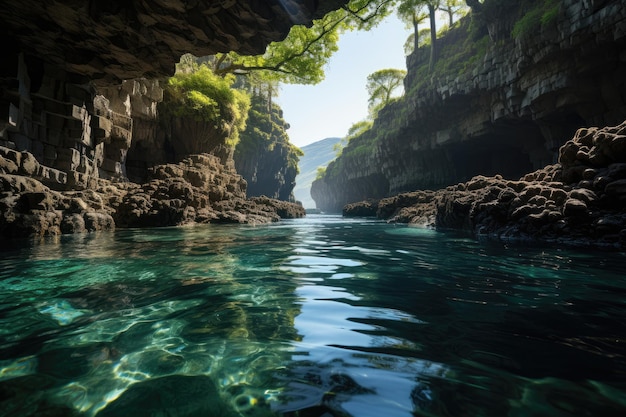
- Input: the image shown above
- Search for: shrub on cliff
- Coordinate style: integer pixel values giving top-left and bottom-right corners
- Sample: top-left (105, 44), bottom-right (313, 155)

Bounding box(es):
top-left (511, 0), bottom-right (560, 39)
top-left (161, 66), bottom-right (250, 147)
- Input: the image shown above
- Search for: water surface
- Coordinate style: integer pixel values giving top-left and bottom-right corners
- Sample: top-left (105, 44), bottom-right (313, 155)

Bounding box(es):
top-left (1, 215), bottom-right (625, 416)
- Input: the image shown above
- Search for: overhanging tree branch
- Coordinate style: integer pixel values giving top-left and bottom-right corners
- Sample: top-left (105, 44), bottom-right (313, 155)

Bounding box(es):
top-left (341, 0), bottom-right (397, 26)
top-left (213, 14), bottom-right (346, 82)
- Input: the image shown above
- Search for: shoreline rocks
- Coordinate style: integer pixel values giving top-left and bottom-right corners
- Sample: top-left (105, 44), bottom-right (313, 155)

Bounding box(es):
top-left (344, 121), bottom-right (626, 250)
top-left (0, 148), bottom-right (304, 239)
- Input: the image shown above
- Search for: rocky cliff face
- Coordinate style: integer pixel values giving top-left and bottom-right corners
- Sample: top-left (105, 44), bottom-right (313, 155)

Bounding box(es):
top-left (312, 0), bottom-right (626, 212)
top-left (0, 1), bottom-right (344, 237)
top-left (343, 120), bottom-right (626, 249)
top-left (0, 0), bottom-right (345, 186)
top-left (234, 96), bottom-right (301, 201)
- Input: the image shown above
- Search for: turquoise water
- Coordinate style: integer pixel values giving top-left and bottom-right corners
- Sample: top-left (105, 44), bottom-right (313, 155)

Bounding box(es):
top-left (1, 215), bottom-right (625, 416)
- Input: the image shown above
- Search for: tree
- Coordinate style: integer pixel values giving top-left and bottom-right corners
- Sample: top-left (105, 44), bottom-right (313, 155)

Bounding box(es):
top-left (425, 0), bottom-right (440, 72)
top-left (465, 0), bottom-right (483, 13)
top-left (397, 0), bottom-right (429, 55)
top-left (439, 0), bottom-right (466, 26)
top-left (341, 0), bottom-right (399, 30)
top-left (396, 0), bottom-right (441, 71)
top-left (366, 68), bottom-right (407, 117)
top-left (347, 120), bottom-right (374, 139)
top-left (212, 10), bottom-right (344, 85)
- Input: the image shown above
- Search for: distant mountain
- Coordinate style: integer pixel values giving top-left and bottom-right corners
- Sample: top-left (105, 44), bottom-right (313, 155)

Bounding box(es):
top-left (294, 137), bottom-right (341, 209)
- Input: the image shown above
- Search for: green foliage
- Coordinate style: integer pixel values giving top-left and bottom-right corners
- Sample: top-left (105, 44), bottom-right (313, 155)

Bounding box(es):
top-left (316, 166), bottom-right (327, 180)
top-left (347, 120), bottom-right (374, 139)
top-left (511, 0), bottom-right (560, 39)
top-left (341, 0), bottom-right (398, 30)
top-left (211, 0), bottom-right (397, 85)
top-left (366, 68), bottom-right (407, 117)
top-left (541, 2), bottom-right (560, 25)
top-left (406, 14), bottom-right (489, 94)
top-left (212, 10), bottom-right (343, 84)
top-left (235, 95), bottom-right (303, 175)
top-left (439, 0), bottom-right (466, 26)
top-left (161, 65), bottom-right (250, 147)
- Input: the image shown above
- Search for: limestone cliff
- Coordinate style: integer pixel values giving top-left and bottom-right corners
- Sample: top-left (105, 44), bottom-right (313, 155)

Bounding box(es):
top-left (312, 0), bottom-right (626, 212)
top-left (234, 96), bottom-right (302, 201)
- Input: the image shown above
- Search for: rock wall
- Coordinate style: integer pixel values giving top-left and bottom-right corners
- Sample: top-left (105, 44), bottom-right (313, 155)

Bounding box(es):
top-left (0, 1), bottom-right (340, 237)
top-left (312, 0), bottom-right (626, 212)
top-left (235, 140), bottom-right (300, 201)
top-left (234, 96), bottom-right (300, 201)
top-left (1, 0), bottom-right (346, 189)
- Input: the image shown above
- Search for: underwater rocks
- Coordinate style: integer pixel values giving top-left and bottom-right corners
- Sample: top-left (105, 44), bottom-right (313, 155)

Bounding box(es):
top-left (96, 375), bottom-right (235, 417)
top-left (0, 148), bottom-right (304, 238)
top-left (345, 121), bottom-right (626, 249)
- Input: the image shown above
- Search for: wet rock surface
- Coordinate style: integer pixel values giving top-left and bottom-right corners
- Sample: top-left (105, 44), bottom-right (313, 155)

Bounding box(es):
top-left (344, 121), bottom-right (626, 249)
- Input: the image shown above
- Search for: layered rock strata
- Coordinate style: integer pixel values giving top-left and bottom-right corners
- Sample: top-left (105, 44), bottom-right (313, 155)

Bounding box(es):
top-left (313, 0), bottom-right (626, 213)
top-left (0, 1), bottom-right (337, 238)
top-left (1, 147), bottom-right (304, 238)
top-left (344, 121), bottom-right (626, 249)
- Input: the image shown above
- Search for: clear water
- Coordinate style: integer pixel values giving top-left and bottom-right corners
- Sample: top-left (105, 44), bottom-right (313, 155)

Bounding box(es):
top-left (1, 215), bottom-right (625, 417)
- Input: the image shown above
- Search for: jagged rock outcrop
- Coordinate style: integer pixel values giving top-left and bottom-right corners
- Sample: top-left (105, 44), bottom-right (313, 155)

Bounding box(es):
top-left (344, 121), bottom-right (626, 249)
top-left (313, 0), bottom-right (626, 213)
top-left (1, 147), bottom-right (304, 238)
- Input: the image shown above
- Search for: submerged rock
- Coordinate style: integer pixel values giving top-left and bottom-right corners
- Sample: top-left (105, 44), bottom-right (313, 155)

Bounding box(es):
top-left (97, 375), bottom-right (236, 417)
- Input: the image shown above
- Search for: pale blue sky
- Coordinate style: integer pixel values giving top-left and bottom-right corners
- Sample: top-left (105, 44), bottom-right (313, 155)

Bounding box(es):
top-left (277, 14), bottom-right (410, 148)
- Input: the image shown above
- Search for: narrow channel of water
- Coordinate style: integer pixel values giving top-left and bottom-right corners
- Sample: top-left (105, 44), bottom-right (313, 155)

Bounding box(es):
top-left (1, 215), bottom-right (625, 416)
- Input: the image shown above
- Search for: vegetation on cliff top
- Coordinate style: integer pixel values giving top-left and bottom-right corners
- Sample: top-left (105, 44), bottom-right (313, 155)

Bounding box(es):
top-left (235, 94), bottom-right (303, 177)
top-left (160, 65), bottom-right (250, 147)
top-left (234, 93), bottom-right (303, 200)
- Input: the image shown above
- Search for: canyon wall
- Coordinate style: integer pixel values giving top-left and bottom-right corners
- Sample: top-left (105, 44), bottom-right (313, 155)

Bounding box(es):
top-left (0, 1), bottom-right (344, 190)
top-left (312, 0), bottom-right (626, 212)
top-left (0, 1), bottom-right (347, 237)
top-left (234, 96), bottom-right (301, 201)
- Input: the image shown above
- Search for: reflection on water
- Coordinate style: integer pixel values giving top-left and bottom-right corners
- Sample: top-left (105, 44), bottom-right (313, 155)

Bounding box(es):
top-left (0, 215), bottom-right (625, 416)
